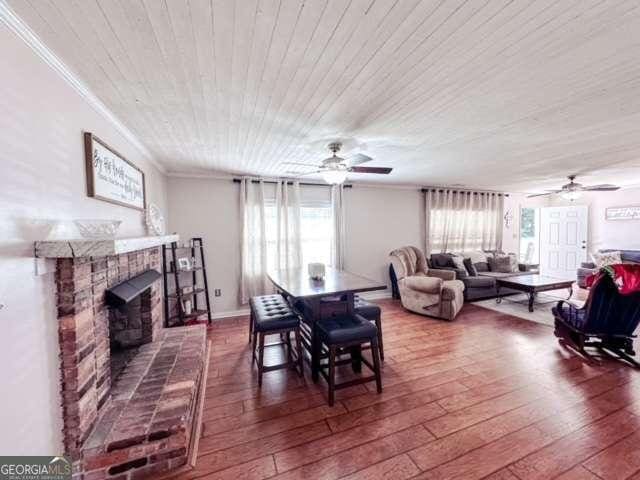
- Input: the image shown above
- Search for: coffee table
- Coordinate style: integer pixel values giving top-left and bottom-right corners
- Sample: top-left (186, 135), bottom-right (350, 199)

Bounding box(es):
top-left (495, 275), bottom-right (574, 312)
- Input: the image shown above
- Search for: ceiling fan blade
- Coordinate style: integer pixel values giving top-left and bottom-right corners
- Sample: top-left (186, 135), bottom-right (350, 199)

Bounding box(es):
top-left (284, 170), bottom-right (321, 177)
top-left (348, 166), bottom-right (392, 174)
top-left (526, 192), bottom-right (554, 198)
top-left (282, 161), bottom-right (321, 167)
top-left (582, 184), bottom-right (620, 191)
top-left (345, 153), bottom-right (373, 167)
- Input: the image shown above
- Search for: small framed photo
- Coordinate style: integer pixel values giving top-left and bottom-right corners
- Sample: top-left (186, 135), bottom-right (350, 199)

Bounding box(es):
top-left (177, 257), bottom-right (191, 271)
top-left (182, 299), bottom-right (193, 315)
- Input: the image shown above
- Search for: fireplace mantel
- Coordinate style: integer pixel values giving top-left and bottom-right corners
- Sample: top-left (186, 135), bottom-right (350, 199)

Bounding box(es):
top-left (35, 234), bottom-right (179, 258)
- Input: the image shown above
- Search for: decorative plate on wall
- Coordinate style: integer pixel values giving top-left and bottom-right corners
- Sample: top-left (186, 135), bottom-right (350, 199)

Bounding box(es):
top-left (145, 203), bottom-right (166, 235)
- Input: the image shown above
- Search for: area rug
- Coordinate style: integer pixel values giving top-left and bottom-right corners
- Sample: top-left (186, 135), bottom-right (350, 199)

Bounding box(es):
top-left (472, 290), bottom-right (573, 327)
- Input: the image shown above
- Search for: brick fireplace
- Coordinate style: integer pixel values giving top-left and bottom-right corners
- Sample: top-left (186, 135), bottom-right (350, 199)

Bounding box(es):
top-left (56, 248), bottom-right (164, 456)
top-left (37, 236), bottom-right (207, 480)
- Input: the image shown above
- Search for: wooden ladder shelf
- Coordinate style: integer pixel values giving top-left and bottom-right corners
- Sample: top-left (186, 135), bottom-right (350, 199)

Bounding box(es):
top-left (162, 237), bottom-right (212, 326)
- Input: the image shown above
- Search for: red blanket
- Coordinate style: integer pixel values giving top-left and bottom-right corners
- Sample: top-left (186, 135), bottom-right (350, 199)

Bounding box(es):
top-left (586, 263), bottom-right (640, 294)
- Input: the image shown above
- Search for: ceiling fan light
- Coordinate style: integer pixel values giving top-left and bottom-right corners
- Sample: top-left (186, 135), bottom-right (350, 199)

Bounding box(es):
top-left (321, 169), bottom-right (348, 185)
top-left (561, 190), bottom-right (582, 201)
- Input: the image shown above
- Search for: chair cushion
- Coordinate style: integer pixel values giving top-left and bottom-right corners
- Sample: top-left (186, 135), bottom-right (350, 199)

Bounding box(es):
top-left (620, 250), bottom-right (640, 264)
top-left (250, 295), bottom-right (299, 332)
top-left (552, 304), bottom-right (587, 329)
top-left (316, 314), bottom-right (377, 345)
top-left (464, 276), bottom-right (495, 289)
top-left (478, 271), bottom-right (527, 279)
top-left (354, 296), bottom-right (381, 321)
top-left (405, 275), bottom-right (442, 294)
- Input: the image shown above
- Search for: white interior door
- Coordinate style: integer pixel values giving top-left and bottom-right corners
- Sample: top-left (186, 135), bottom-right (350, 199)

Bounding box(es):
top-left (539, 206), bottom-right (588, 279)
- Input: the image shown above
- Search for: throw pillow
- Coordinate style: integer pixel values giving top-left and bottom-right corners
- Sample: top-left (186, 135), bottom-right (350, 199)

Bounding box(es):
top-left (487, 253), bottom-right (498, 271)
top-left (492, 254), bottom-right (519, 273)
top-left (493, 255), bottom-right (512, 273)
top-left (464, 251), bottom-right (488, 265)
top-left (592, 250), bottom-right (622, 268)
top-left (465, 251), bottom-right (489, 272)
top-left (431, 253), bottom-right (455, 269)
top-left (450, 254), bottom-right (468, 279)
top-left (474, 261), bottom-right (490, 272)
top-left (463, 258), bottom-right (477, 276)
top-left (451, 254), bottom-right (466, 271)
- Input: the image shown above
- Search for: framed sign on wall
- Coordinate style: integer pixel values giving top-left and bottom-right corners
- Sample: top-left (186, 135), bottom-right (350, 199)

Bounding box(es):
top-left (84, 132), bottom-right (146, 210)
top-left (605, 206), bottom-right (640, 221)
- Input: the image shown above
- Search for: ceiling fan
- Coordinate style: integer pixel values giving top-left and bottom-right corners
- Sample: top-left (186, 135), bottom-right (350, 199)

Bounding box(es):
top-left (527, 175), bottom-right (620, 200)
top-left (283, 142), bottom-right (392, 184)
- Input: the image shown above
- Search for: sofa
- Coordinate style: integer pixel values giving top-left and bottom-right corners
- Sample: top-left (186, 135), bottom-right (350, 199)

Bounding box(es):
top-left (577, 249), bottom-right (640, 288)
top-left (428, 251), bottom-right (536, 301)
top-left (389, 246), bottom-right (465, 320)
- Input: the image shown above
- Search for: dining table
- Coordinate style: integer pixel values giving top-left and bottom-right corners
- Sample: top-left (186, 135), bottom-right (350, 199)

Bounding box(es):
top-left (267, 266), bottom-right (386, 379)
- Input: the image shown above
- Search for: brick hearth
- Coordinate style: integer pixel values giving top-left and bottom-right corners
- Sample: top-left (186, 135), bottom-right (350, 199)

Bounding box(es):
top-left (54, 246), bottom-right (206, 479)
top-left (82, 326), bottom-right (206, 479)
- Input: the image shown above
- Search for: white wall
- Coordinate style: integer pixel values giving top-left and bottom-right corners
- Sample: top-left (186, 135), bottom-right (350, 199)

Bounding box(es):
top-left (0, 25), bottom-right (167, 455)
top-left (502, 193), bottom-right (550, 257)
top-left (166, 177), bottom-right (242, 314)
top-left (166, 178), bottom-right (424, 314)
top-left (549, 186), bottom-right (640, 252)
top-left (344, 186), bottom-right (423, 291)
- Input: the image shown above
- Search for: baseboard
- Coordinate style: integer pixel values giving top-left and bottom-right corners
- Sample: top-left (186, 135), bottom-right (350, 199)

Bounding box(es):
top-left (211, 308), bottom-right (250, 320)
top-left (358, 290), bottom-right (393, 301)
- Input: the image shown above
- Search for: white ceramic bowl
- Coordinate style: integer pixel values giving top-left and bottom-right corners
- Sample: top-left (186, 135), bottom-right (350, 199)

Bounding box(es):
top-left (74, 219), bottom-right (122, 239)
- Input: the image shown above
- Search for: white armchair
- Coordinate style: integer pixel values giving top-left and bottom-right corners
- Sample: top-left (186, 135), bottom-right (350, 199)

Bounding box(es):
top-left (389, 246), bottom-right (465, 320)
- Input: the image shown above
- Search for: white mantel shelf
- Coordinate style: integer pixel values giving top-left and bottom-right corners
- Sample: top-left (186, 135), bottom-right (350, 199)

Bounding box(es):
top-left (35, 234), bottom-right (179, 258)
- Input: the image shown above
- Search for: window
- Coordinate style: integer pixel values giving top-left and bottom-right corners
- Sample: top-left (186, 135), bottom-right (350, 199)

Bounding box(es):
top-left (429, 209), bottom-right (498, 253)
top-left (300, 204), bottom-right (332, 267)
top-left (520, 207), bottom-right (540, 263)
top-left (428, 207), bottom-right (502, 253)
top-left (264, 199), bottom-right (332, 271)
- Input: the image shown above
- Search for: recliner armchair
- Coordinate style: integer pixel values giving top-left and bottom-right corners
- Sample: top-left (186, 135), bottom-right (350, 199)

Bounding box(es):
top-left (389, 246), bottom-right (465, 321)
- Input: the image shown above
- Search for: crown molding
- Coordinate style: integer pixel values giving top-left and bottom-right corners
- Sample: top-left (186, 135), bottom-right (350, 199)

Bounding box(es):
top-left (166, 171), bottom-right (236, 180)
top-left (0, 1), bottom-right (166, 175)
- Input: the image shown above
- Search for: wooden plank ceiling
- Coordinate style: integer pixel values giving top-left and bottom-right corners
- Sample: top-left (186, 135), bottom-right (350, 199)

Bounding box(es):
top-left (7, 0), bottom-right (640, 191)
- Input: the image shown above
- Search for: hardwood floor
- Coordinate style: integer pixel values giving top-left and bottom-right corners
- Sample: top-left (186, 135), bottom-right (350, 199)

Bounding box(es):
top-left (171, 299), bottom-right (640, 480)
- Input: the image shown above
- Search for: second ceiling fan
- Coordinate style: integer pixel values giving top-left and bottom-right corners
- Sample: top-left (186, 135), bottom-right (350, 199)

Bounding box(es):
top-left (283, 142), bottom-right (392, 184)
top-left (527, 175), bottom-right (620, 200)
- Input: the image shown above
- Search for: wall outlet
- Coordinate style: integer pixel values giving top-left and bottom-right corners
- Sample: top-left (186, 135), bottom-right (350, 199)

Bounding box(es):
top-left (214, 289), bottom-right (221, 297)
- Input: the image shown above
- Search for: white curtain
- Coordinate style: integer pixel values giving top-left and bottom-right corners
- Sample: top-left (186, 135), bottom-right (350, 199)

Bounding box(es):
top-left (240, 178), bottom-right (302, 304)
top-left (424, 189), bottom-right (504, 254)
top-left (240, 178), bottom-right (268, 304)
top-left (274, 180), bottom-right (302, 271)
top-left (330, 184), bottom-right (346, 269)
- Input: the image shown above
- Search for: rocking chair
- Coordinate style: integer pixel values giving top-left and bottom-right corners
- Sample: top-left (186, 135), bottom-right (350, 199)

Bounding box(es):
top-left (552, 274), bottom-right (640, 367)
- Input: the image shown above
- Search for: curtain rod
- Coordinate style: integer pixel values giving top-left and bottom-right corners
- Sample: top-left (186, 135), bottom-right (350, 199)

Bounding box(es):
top-left (421, 188), bottom-right (508, 197)
top-left (232, 178), bottom-right (352, 188)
